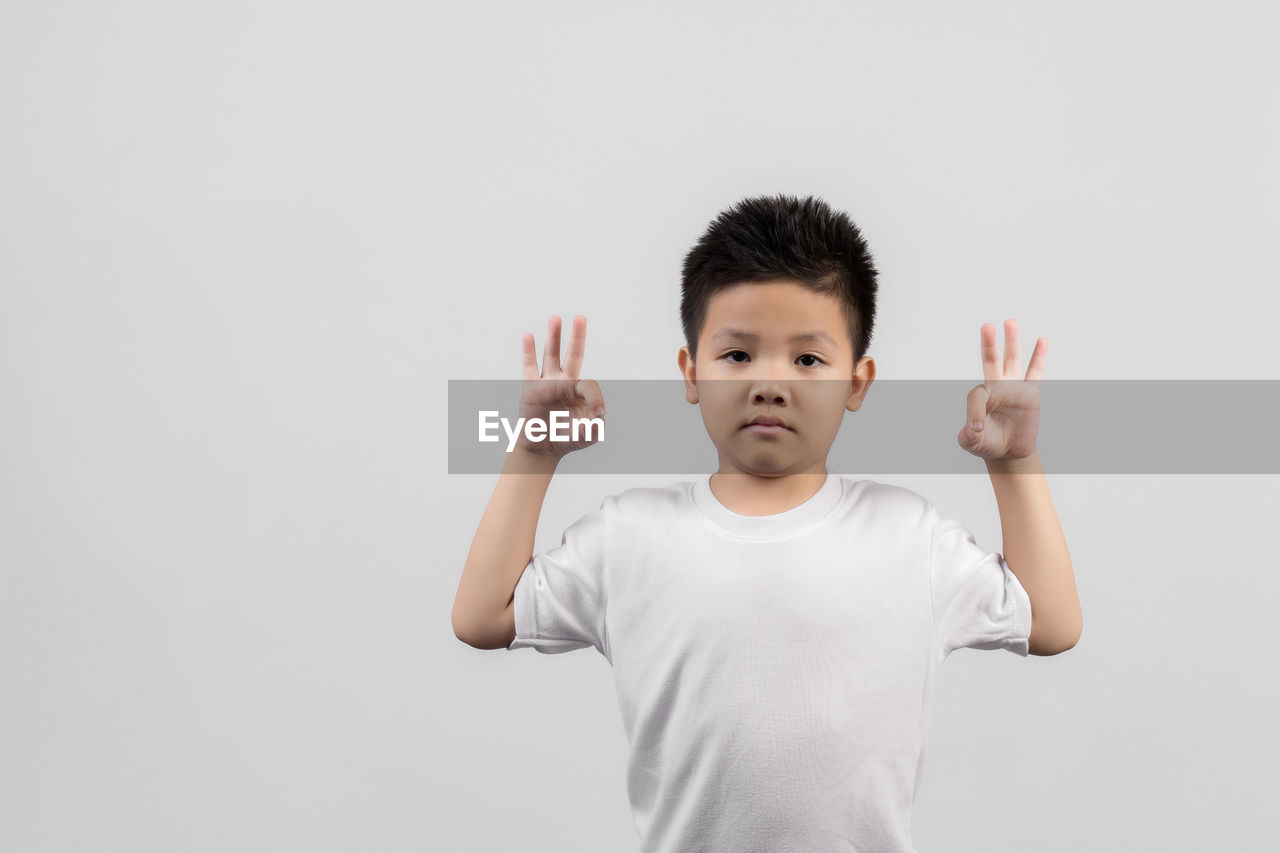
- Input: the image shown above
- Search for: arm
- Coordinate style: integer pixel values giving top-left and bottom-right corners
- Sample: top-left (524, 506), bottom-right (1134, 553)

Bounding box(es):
top-left (985, 449), bottom-right (1082, 655)
top-left (959, 320), bottom-right (1081, 656)
top-left (452, 313), bottom-right (605, 649)
top-left (451, 446), bottom-right (560, 649)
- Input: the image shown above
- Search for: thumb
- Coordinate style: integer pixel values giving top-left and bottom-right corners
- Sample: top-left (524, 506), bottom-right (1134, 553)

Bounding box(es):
top-left (964, 383), bottom-right (988, 447)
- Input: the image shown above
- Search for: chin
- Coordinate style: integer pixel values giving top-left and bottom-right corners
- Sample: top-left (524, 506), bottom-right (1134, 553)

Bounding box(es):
top-left (733, 454), bottom-right (795, 474)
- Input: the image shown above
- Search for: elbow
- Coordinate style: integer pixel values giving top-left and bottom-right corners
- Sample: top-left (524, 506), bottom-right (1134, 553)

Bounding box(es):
top-left (1047, 636), bottom-right (1080, 655)
top-left (1030, 636), bottom-right (1078, 656)
top-left (1063, 610), bottom-right (1084, 651)
top-left (451, 608), bottom-right (478, 648)
top-left (452, 605), bottom-right (514, 650)
top-left (1029, 613), bottom-right (1083, 656)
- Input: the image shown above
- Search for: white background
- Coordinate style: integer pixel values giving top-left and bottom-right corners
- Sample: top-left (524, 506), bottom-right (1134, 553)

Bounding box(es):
top-left (2, 1), bottom-right (1277, 850)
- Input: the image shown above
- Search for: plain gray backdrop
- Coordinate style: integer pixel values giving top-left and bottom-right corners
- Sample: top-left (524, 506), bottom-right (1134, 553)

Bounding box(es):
top-left (2, 1), bottom-right (1277, 851)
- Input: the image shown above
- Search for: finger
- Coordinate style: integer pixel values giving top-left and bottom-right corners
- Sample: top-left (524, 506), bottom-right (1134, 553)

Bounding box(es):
top-left (543, 315), bottom-right (562, 376)
top-left (522, 332), bottom-right (539, 380)
top-left (1004, 319), bottom-right (1020, 379)
top-left (980, 323), bottom-right (1001, 383)
top-left (562, 315), bottom-right (587, 378)
top-left (965, 382), bottom-right (988, 439)
top-left (1026, 337), bottom-right (1047, 382)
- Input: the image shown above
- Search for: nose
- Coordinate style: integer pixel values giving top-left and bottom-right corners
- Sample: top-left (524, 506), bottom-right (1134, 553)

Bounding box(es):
top-left (749, 376), bottom-right (789, 406)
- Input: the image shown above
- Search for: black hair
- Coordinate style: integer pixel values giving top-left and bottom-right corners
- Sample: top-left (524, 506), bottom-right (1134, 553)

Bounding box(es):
top-left (679, 193), bottom-right (879, 367)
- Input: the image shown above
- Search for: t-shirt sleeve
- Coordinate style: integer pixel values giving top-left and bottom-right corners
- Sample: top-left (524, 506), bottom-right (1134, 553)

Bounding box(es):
top-left (505, 496), bottom-right (613, 657)
top-left (927, 501), bottom-right (1033, 658)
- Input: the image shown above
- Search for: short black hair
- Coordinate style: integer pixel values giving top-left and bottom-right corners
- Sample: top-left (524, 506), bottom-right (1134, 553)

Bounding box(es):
top-left (680, 193), bottom-right (879, 367)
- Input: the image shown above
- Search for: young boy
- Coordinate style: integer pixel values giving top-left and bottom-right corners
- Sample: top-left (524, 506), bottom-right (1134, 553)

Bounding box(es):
top-left (452, 194), bottom-right (1082, 852)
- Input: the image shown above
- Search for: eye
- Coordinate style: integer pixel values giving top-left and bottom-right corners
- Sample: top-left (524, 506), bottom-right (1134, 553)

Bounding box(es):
top-left (720, 351), bottom-right (826, 368)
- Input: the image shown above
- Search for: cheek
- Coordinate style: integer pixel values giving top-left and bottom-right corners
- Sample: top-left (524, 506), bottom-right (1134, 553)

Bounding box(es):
top-left (808, 385), bottom-right (851, 410)
top-left (797, 395), bottom-right (850, 431)
top-left (701, 403), bottom-right (740, 434)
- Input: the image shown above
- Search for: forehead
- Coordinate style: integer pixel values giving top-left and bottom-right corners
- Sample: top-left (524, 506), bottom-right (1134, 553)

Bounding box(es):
top-left (702, 281), bottom-right (846, 344)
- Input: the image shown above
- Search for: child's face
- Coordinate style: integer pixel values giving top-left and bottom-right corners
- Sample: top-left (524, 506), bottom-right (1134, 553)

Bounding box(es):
top-left (677, 280), bottom-right (876, 477)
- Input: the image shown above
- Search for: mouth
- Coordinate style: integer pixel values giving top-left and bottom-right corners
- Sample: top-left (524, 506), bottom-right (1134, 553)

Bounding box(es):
top-left (743, 417), bottom-right (792, 434)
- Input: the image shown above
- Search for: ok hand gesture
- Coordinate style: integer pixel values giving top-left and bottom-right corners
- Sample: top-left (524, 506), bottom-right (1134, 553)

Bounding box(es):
top-left (516, 315), bottom-right (606, 458)
top-left (957, 319), bottom-right (1047, 462)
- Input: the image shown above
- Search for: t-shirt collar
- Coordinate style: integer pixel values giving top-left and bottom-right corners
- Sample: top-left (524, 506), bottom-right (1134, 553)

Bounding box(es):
top-left (691, 468), bottom-right (843, 539)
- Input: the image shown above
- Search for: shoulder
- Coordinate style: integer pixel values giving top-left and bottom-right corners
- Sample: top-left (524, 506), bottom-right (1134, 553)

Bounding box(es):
top-left (838, 477), bottom-right (935, 526)
top-left (590, 480), bottom-right (699, 536)
top-left (605, 480), bottom-right (690, 515)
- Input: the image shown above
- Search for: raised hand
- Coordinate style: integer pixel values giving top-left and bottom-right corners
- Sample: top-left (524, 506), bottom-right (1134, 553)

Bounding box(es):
top-left (957, 319), bottom-right (1046, 462)
top-left (515, 314), bottom-right (606, 458)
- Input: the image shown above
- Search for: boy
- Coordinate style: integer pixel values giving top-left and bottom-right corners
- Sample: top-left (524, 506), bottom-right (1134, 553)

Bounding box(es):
top-left (452, 194), bottom-right (1082, 852)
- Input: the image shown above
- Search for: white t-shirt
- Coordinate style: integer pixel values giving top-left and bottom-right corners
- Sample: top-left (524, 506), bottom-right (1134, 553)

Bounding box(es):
top-left (507, 471), bottom-right (1032, 853)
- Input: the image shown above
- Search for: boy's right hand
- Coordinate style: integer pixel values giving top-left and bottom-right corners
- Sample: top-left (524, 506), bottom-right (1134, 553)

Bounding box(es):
top-left (515, 314), bottom-right (605, 458)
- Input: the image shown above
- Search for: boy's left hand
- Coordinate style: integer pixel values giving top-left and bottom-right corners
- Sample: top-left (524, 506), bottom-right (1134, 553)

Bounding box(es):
top-left (958, 319), bottom-right (1047, 462)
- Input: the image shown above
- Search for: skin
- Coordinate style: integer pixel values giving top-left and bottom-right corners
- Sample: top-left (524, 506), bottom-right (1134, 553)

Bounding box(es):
top-left (676, 280), bottom-right (875, 516)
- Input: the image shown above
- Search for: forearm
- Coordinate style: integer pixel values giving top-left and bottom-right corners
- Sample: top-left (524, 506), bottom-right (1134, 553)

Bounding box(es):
top-left (985, 449), bottom-right (1082, 653)
top-left (451, 447), bottom-right (560, 637)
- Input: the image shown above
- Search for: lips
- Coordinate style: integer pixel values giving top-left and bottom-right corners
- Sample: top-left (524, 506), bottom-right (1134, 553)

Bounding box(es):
top-left (744, 416), bottom-right (791, 430)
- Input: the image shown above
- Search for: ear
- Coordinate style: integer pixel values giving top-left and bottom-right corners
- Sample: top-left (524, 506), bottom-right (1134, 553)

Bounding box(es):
top-left (677, 346), bottom-right (698, 404)
top-left (845, 356), bottom-right (876, 413)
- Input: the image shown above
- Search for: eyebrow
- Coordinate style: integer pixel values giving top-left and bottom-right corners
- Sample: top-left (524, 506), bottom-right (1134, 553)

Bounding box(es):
top-left (711, 328), bottom-right (838, 347)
